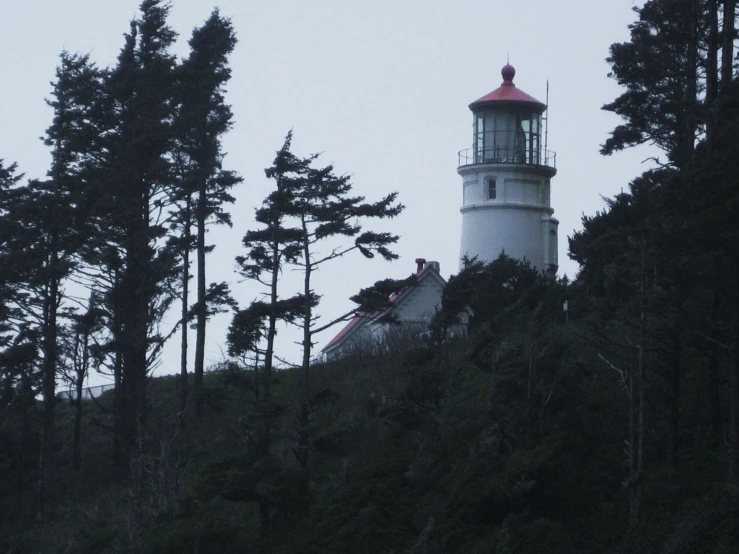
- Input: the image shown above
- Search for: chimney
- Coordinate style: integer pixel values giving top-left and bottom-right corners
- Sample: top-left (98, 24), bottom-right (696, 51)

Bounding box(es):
top-left (424, 260), bottom-right (440, 272)
top-left (415, 258), bottom-right (426, 274)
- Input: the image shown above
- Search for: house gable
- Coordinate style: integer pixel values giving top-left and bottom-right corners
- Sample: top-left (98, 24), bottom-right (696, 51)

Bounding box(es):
top-left (321, 259), bottom-right (446, 358)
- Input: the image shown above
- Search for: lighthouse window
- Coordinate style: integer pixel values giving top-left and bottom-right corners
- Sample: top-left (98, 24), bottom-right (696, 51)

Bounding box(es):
top-left (475, 115), bottom-right (485, 162)
top-left (487, 179), bottom-right (497, 200)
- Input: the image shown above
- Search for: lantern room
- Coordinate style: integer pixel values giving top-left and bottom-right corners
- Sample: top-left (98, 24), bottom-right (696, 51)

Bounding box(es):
top-left (459, 64), bottom-right (553, 168)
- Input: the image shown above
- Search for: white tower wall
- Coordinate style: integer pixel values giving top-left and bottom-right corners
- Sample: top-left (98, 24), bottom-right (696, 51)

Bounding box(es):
top-left (459, 164), bottom-right (558, 271)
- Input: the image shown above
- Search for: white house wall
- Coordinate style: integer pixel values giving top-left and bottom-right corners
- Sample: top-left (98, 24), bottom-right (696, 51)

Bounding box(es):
top-left (323, 270), bottom-right (446, 357)
top-left (392, 274), bottom-right (445, 323)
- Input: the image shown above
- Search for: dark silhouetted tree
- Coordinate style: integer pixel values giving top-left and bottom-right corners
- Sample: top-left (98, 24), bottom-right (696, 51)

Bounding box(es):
top-left (101, 0), bottom-right (181, 461)
top-left (232, 133), bottom-right (306, 536)
top-left (289, 145), bottom-right (404, 409)
top-left (171, 9), bottom-right (241, 411)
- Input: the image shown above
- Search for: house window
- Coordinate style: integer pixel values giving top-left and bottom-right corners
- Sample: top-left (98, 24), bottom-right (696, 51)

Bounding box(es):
top-left (487, 178), bottom-right (497, 200)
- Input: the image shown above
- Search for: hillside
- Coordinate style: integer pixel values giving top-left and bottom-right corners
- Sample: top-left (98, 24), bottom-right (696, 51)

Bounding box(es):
top-left (3, 2), bottom-right (739, 551)
top-left (2, 293), bottom-right (738, 553)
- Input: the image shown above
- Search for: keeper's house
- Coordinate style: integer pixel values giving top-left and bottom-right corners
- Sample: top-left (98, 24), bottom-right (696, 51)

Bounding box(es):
top-left (321, 258), bottom-right (446, 358)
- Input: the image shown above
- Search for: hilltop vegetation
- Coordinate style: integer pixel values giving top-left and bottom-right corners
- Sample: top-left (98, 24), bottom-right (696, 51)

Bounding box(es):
top-left (3, 0), bottom-right (739, 551)
top-left (2, 255), bottom-right (739, 552)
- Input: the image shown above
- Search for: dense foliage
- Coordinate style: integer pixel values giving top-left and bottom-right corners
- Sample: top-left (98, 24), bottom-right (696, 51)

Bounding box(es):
top-left (2, 0), bottom-right (739, 551)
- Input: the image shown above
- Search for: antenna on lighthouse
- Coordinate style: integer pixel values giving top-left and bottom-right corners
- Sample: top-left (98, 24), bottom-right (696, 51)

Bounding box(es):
top-left (544, 80), bottom-right (550, 157)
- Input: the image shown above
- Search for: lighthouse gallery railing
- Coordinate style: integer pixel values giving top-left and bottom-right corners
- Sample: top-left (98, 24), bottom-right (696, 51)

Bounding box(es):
top-left (458, 146), bottom-right (556, 169)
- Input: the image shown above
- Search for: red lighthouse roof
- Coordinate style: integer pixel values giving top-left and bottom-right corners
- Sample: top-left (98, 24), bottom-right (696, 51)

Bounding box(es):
top-left (469, 64), bottom-right (546, 112)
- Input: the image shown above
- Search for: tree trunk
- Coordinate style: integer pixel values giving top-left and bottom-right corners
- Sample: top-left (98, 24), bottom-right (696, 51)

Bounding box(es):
top-left (120, 227), bottom-right (150, 464)
top-left (18, 395), bottom-right (32, 493)
top-left (722, 0), bottom-right (736, 88)
top-left (667, 310), bottom-right (682, 468)
top-left (193, 187), bottom-right (206, 405)
top-left (113, 267), bottom-right (124, 462)
top-left (709, 282), bottom-right (723, 435)
top-left (666, 283), bottom-right (685, 468)
top-left (636, 244), bottom-right (646, 510)
top-left (73, 316), bottom-right (91, 471)
top-left (627, 350), bottom-right (639, 529)
top-left (707, 0), bottom-right (720, 140)
top-left (629, 239), bottom-right (647, 528)
top-left (180, 199), bottom-right (191, 414)
top-left (296, 220), bottom-right (312, 472)
top-left (73, 372), bottom-right (84, 471)
top-left (253, 221), bottom-right (282, 538)
top-left (37, 269), bottom-right (59, 522)
top-left (301, 219), bottom-right (312, 402)
top-left (264, 241), bottom-right (278, 404)
top-left (681, 0), bottom-right (699, 162)
top-left (729, 261), bottom-right (739, 482)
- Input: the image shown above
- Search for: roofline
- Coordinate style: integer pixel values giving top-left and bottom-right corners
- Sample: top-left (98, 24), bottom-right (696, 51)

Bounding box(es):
top-left (321, 265), bottom-right (446, 354)
top-left (469, 98), bottom-right (547, 113)
top-left (321, 313), bottom-right (371, 355)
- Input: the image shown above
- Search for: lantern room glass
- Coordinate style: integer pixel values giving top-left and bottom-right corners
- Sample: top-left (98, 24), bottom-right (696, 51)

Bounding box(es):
top-left (473, 108), bottom-right (541, 165)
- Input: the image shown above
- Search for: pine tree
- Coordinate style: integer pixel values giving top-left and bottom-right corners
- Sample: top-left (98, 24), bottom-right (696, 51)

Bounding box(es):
top-left (291, 152), bottom-right (404, 408)
top-left (0, 160), bottom-right (39, 501)
top-left (0, 174), bottom-right (81, 520)
top-left (0, 160), bottom-right (23, 352)
top-left (171, 10), bottom-right (241, 411)
top-left (679, 83), bottom-right (739, 480)
top-left (232, 133), bottom-right (307, 536)
top-left (101, 0), bottom-right (180, 461)
top-left (599, 0), bottom-right (739, 484)
top-left (61, 293), bottom-right (104, 471)
top-left (270, 140), bottom-right (405, 474)
top-left (601, 0), bottom-right (725, 166)
top-left (235, 133), bottom-right (307, 405)
top-left (0, 50), bottom-right (105, 519)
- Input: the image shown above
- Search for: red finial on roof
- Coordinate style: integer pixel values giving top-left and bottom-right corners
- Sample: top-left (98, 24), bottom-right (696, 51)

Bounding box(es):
top-left (501, 63), bottom-right (515, 84)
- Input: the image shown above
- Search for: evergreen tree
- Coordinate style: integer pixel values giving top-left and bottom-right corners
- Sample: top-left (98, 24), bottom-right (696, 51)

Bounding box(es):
top-left (278, 143), bottom-right (405, 472)
top-left (0, 160), bottom-right (23, 353)
top-left (232, 133), bottom-right (306, 535)
top-left (597, 0), bottom-right (739, 485)
top-left (289, 145), bottom-right (404, 410)
top-left (569, 186), bottom-right (660, 525)
top-left (0, 172), bottom-right (85, 521)
top-left (171, 9), bottom-right (241, 411)
top-left (0, 160), bottom-right (39, 504)
top-left (0, 50), bottom-right (105, 519)
top-left (436, 254), bottom-right (545, 334)
top-left (678, 83), bottom-right (739, 480)
top-left (235, 133), bottom-right (307, 403)
top-left (101, 0), bottom-right (180, 461)
top-left (600, 0), bottom-right (732, 165)
top-left (60, 292), bottom-right (105, 471)
top-left (571, 172), bottom-right (699, 464)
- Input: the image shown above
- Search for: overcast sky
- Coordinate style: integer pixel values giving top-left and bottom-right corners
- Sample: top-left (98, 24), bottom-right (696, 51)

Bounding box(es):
top-left (1, 0), bottom-right (656, 385)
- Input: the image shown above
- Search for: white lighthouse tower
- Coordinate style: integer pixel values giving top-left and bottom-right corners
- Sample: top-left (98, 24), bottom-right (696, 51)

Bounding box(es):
top-left (458, 64), bottom-right (558, 273)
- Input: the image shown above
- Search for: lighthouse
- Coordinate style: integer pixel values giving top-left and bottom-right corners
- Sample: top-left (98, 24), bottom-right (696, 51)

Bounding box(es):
top-left (458, 64), bottom-right (558, 273)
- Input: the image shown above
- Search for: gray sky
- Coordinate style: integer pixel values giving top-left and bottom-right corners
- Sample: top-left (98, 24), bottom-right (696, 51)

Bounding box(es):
top-left (1, 0), bottom-right (656, 384)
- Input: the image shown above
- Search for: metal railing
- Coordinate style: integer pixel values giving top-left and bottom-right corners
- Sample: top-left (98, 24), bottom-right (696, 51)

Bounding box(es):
top-left (458, 147), bottom-right (556, 169)
top-left (57, 383), bottom-right (115, 401)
